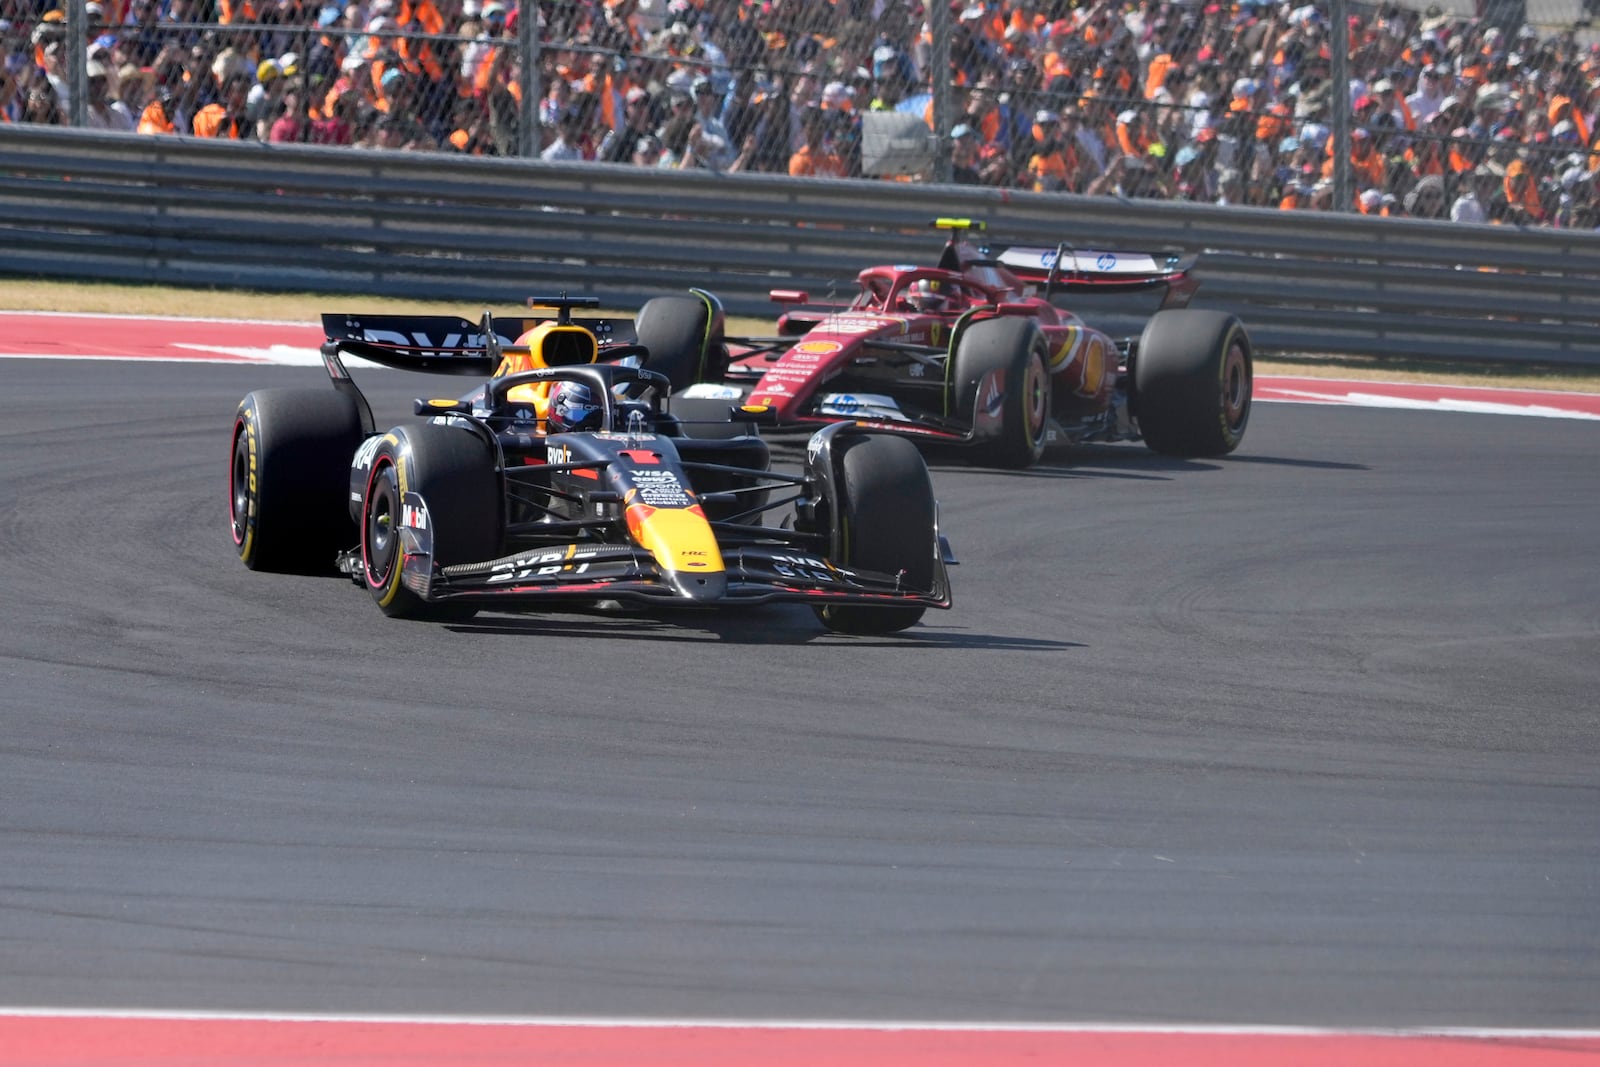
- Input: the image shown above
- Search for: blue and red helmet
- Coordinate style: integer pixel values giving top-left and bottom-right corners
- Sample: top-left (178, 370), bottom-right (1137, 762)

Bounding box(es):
top-left (548, 380), bottom-right (603, 433)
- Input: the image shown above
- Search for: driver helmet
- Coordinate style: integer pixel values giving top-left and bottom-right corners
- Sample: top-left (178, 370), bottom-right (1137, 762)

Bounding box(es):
top-left (905, 277), bottom-right (949, 313)
top-left (547, 380), bottom-right (604, 433)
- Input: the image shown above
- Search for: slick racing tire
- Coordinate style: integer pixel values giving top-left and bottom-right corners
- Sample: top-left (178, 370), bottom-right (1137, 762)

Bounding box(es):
top-left (1133, 309), bottom-right (1252, 457)
top-left (360, 424), bottom-right (501, 621)
top-left (948, 316), bottom-right (1051, 469)
top-left (231, 388), bottom-right (362, 574)
top-left (814, 435), bottom-right (937, 635)
top-left (635, 292), bottom-right (727, 391)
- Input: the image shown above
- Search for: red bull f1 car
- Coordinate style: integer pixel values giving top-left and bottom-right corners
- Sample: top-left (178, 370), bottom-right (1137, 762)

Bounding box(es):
top-left (670, 218), bottom-right (1252, 468)
top-left (228, 296), bottom-right (952, 634)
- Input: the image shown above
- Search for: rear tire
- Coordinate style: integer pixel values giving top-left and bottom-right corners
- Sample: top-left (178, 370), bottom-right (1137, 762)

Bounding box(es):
top-left (948, 317), bottom-right (1050, 468)
top-left (635, 293), bottom-right (726, 390)
top-left (1134, 309), bottom-right (1252, 457)
top-left (814, 435), bottom-right (936, 635)
top-left (230, 389), bottom-right (362, 574)
top-left (360, 423), bottom-right (501, 620)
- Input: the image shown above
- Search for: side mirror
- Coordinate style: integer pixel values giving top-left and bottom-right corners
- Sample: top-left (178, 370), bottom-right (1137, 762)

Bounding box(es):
top-left (414, 397), bottom-right (473, 415)
top-left (734, 404), bottom-right (779, 426)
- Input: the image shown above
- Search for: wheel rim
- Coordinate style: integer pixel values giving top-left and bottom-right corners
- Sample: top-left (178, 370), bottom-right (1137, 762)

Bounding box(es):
top-left (1222, 340), bottom-right (1251, 432)
top-left (229, 421), bottom-right (251, 548)
top-left (363, 462), bottom-right (399, 589)
top-left (1025, 352), bottom-right (1049, 444)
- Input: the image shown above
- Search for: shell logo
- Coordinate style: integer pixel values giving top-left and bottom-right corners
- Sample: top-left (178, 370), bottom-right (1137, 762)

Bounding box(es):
top-left (794, 341), bottom-right (843, 356)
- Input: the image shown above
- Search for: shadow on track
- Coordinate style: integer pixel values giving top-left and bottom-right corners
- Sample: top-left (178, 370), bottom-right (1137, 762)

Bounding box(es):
top-left (922, 444), bottom-right (1369, 478)
top-left (1217, 453), bottom-right (1368, 472)
top-left (448, 606), bottom-right (1081, 651)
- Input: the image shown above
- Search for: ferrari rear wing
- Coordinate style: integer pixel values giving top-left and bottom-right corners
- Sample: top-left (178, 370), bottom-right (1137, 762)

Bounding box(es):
top-left (989, 244), bottom-right (1199, 309)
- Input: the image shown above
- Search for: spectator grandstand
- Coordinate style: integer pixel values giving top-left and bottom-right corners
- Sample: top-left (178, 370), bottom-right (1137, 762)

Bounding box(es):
top-left (2, 0), bottom-right (1596, 227)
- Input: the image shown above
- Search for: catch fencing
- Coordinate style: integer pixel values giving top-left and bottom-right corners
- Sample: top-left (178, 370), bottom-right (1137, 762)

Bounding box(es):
top-left (2, 123), bottom-right (1598, 367)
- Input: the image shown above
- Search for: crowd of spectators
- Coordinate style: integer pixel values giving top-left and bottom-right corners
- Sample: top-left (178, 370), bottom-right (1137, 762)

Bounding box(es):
top-left (2, 0), bottom-right (1598, 226)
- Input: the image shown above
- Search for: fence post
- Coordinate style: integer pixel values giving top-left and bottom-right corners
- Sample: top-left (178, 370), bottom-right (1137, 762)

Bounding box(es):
top-left (66, 0), bottom-right (87, 128)
top-left (518, 5), bottom-right (539, 158)
top-left (1330, 0), bottom-right (1352, 213)
top-left (930, 1), bottom-right (951, 185)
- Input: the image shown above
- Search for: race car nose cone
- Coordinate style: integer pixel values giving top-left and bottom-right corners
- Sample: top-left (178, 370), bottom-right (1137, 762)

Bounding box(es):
top-left (668, 569), bottom-right (728, 603)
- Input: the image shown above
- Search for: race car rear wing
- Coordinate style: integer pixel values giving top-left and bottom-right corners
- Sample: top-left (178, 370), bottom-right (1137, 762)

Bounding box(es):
top-left (987, 244), bottom-right (1200, 309)
top-left (319, 312), bottom-right (642, 375)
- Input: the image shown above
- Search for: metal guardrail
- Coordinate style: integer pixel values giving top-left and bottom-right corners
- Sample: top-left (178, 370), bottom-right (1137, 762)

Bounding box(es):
top-left (4, 124), bottom-right (1599, 366)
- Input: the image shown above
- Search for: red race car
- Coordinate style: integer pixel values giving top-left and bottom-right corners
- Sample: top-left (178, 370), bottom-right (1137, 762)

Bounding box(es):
top-left (669, 218), bottom-right (1252, 468)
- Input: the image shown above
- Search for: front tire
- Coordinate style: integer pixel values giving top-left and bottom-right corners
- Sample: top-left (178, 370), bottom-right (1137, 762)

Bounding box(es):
top-left (361, 424), bottom-right (501, 620)
top-left (948, 316), bottom-right (1050, 468)
top-left (230, 389), bottom-right (362, 574)
top-left (635, 292), bottom-right (726, 390)
top-left (814, 435), bottom-right (937, 635)
top-left (1133, 309), bottom-right (1252, 457)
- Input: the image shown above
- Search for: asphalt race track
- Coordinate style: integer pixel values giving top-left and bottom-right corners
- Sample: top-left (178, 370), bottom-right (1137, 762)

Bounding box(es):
top-left (2, 357), bottom-right (1597, 1033)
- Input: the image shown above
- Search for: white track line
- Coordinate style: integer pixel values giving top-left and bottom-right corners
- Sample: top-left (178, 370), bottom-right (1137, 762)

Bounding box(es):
top-left (0, 1008), bottom-right (1597, 1038)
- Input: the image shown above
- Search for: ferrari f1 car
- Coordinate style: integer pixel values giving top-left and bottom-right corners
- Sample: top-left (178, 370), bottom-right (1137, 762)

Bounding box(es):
top-left (228, 296), bottom-right (952, 634)
top-left (670, 218), bottom-right (1252, 468)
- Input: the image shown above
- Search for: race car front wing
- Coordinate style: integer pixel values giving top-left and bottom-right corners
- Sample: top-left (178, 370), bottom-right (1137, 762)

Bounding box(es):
top-left (336, 490), bottom-right (952, 611)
